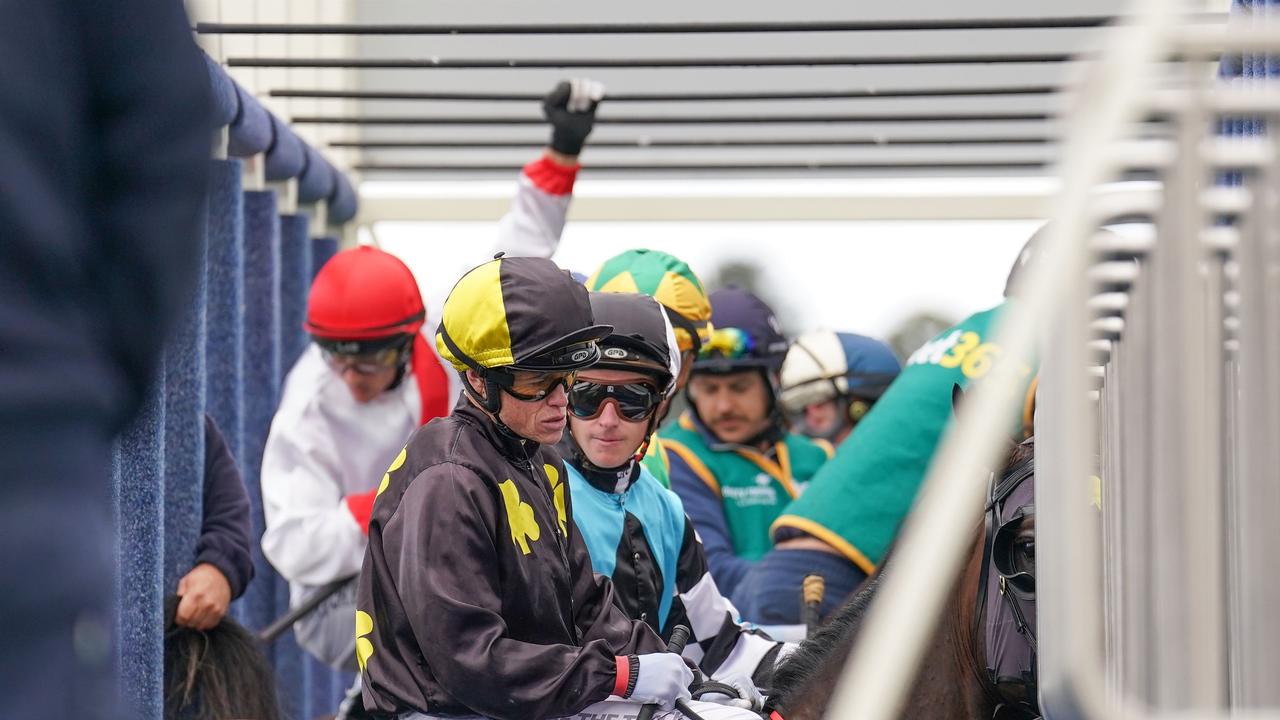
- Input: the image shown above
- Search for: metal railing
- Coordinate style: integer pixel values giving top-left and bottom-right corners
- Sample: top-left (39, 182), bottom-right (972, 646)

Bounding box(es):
top-left (826, 1), bottom-right (1280, 718)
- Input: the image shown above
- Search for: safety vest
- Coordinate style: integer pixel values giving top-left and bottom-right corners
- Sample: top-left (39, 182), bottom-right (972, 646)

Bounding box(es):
top-left (661, 413), bottom-right (833, 562)
top-left (772, 302), bottom-right (1036, 573)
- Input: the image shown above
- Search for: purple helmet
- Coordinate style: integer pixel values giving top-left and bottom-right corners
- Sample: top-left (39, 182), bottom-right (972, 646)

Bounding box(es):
top-left (692, 286), bottom-right (789, 374)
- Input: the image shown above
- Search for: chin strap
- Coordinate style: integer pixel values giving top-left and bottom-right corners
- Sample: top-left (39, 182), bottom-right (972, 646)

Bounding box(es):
top-left (458, 369), bottom-right (535, 446)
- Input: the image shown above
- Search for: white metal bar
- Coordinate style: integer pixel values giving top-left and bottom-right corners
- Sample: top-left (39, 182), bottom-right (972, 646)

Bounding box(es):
top-left (824, 3), bottom-right (1182, 718)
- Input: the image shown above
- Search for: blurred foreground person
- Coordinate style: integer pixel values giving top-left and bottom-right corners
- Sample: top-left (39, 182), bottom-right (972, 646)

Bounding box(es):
top-left (0, 0), bottom-right (211, 716)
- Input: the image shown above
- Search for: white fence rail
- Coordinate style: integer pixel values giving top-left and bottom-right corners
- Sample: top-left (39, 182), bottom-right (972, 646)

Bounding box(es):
top-left (826, 1), bottom-right (1280, 717)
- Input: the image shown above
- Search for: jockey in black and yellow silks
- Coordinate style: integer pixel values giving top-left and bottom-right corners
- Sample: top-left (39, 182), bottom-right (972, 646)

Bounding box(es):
top-left (354, 256), bottom-right (765, 720)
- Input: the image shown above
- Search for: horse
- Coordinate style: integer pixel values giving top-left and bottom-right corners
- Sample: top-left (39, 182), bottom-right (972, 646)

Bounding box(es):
top-left (163, 594), bottom-right (283, 720)
top-left (767, 439), bottom-right (1038, 720)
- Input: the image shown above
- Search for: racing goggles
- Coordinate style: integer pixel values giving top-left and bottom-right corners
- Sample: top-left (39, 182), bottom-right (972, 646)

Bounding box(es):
top-left (501, 369), bottom-right (577, 402)
top-left (568, 380), bottom-right (661, 421)
top-left (698, 327), bottom-right (756, 362)
top-left (320, 345), bottom-right (405, 375)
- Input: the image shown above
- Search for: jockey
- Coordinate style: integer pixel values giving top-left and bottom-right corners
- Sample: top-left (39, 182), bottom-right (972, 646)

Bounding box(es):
top-left (743, 231), bottom-right (1041, 626)
top-left (260, 78), bottom-right (602, 670)
top-left (779, 330), bottom-right (902, 445)
top-left (661, 287), bottom-right (834, 602)
top-left (355, 257), bottom-right (761, 719)
top-left (260, 246), bottom-right (456, 668)
top-left (585, 249), bottom-right (715, 487)
top-left (564, 291), bottom-right (792, 692)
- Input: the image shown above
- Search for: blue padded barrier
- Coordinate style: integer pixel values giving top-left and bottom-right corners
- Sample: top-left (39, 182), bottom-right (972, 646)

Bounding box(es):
top-left (229, 86), bottom-right (273, 158)
top-left (313, 236), bottom-right (340, 280)
top-left (328, 172), bottom-right (358, 224)
top-left (113, 375), bottom-right (165, 720)
top-left (298, 146), bottom-right (337, 204)
top-left (266, 115), bottom-right (307, 182)
top-left (279, 214), bottom-right (314, 373)
top-left (205, 54), bottom-right (239, 128)
top-left (205, 160), bottom-right (246, 469)
top-left (162, 226), bottom-right (208, 594)
top-left (241, 190), bottom-right (315, 719)
top-left (240, 190), bottom-right (283, 638)
top-left (1218, 0), bottom-right (1279, 182)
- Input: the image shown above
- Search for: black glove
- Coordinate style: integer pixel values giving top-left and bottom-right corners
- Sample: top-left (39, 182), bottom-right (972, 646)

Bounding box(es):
top-left (542, 78), bottom-right (604, 156)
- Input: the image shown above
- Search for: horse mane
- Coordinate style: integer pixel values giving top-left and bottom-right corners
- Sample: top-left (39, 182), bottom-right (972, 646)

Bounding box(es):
top-left (163, 594), bottom-right (282, 720)
top-left (769, 570), bottom-right (883, 712)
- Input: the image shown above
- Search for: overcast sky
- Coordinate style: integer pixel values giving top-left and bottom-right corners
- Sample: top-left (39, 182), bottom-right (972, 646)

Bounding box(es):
top-left (377, 218), bottom-right (1038, 346)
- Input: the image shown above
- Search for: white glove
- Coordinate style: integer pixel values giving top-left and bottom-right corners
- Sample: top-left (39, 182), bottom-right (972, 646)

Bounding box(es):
top-left (696, 673), bottom-right (764, 711)
top-left (628, 652), bottom-right (694, 709)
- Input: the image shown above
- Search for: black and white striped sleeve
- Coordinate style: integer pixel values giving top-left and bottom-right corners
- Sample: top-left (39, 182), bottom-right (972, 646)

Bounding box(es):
top-left (663, 515), bottom-right (783, 684)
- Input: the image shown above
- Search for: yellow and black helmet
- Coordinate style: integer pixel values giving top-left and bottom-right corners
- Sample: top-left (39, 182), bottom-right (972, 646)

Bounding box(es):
top-left (585, 249), bottom-right (713, 355)
top-left (436, 255), bottom-right (612, 383)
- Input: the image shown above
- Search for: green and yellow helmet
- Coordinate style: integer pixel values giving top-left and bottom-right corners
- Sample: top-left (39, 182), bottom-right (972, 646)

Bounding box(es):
top-left (585, 249), bottom-right (713, 355)
top-left (436, 256), bottom-right (612, 386)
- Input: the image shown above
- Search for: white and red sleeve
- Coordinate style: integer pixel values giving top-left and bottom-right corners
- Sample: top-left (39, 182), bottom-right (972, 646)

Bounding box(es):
top-left (492, 155), bottom-right (580, 259)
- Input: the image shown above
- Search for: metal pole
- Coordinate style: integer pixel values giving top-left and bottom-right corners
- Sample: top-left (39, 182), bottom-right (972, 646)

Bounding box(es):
top-left (822, 3), bottom-right (1178, 720)
top-left (225, 53), bottom-right (1073, 69)
top-left (352, 161), bottom-right (1049, 173)
top-left (290, 112), bottom-right (1054, 125)
top-left (196, 16), bottom-right (1117, 35)
top-left (269, 86), bottom-right (1061, 102)
top-left (330, 137), bottom-right (1055, 149)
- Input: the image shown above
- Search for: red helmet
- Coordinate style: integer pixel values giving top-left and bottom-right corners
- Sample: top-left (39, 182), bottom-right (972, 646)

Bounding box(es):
top-left (305, 246), bottom-right (425, 347)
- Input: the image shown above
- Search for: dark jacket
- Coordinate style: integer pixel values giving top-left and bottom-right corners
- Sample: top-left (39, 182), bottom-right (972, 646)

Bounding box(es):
top-left (0, 3), bottom-right (210, 718)
top-left (196, 415), bottom-right (254, 599)
top-left (356, 401), bottom-right (665, 720)
top-left (0, 0), bottom-right (211, 433)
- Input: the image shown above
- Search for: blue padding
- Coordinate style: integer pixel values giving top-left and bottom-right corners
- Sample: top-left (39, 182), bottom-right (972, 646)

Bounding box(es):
top-left (205, 160), bottom-right (245, 469)
top-left (266, 115), bottom-right (307, 182)
top-left (240, 191), bottom-right (283, 639)
top-left (162, 226), bottom-right (208, 593)
top-left (114, 375), bottom-right (166, 720)
top-left (205, 54), bottom-right (239, 127)
top-left (297, 146), bottom-right (336, 203)
top-left (328, 172), bottom-right (358, 224)
top-left (312, 236), bottom-right (340, 280)
top-left (279, 214), bottom-right (314, 372)
top-left (242, 191), bottom-right (306, 717)
top-left (229, 86), bottom-right (273, 157)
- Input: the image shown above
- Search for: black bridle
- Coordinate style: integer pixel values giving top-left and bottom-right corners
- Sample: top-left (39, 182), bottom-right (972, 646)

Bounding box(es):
top-left (976, 441), bottom-right (1039, 720)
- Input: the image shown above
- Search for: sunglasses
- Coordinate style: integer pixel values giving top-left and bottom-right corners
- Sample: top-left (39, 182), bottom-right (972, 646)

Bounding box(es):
top-left (502, 370), bottom-right (577, 402)
top-left (568, 381), bottom-right (661, 421)
top-left (698, 327), bottom-right (756, 362)
top-left (322, 346), bottom-right (403, 375)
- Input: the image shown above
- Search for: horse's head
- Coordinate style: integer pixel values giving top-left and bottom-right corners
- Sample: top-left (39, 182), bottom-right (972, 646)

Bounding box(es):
top-left (976, 437), bottom-right (1039, 719)
top-left (768, 438), bottom-right (1038, 720)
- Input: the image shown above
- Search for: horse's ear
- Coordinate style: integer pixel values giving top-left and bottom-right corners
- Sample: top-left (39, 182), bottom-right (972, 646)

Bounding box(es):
top-left (951, 383), bottom-right (966, 422)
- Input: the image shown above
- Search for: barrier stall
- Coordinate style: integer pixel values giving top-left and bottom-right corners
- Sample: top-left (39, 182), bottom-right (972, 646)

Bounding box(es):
top-left (110, 53), bottom-right (357, 720)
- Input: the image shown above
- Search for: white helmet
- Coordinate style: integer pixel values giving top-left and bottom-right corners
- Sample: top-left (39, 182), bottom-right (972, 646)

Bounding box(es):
top-left (780, 330), bottom-right (902, 418)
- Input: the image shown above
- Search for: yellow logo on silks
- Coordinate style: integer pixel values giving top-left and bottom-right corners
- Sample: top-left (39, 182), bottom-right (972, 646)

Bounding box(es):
top-left (355, 610), bottom-right (375, 673)
top-left (499, 479), bottom-right (541, 554)
top-left (545, 464), bottom-right (568, 537)
top-left (376, 447), bottom-right (407, 498)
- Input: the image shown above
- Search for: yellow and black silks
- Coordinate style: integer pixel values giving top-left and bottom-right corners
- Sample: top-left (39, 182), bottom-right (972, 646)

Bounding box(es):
top-left (436, 255), bottom-right (611, 378)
